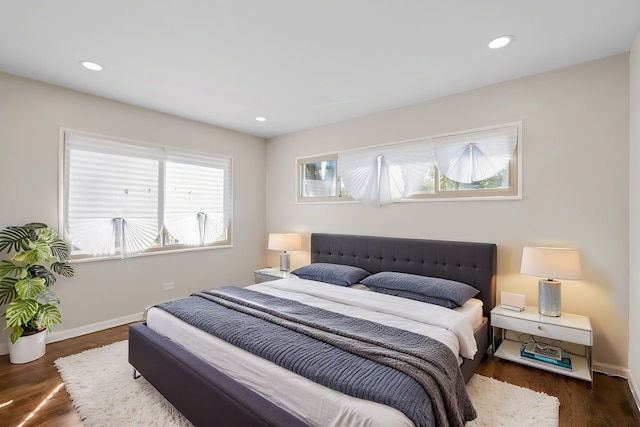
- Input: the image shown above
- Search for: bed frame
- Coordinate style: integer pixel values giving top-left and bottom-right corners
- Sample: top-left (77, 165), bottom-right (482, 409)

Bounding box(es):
top-left (129, 233), bottom-right (497, 427)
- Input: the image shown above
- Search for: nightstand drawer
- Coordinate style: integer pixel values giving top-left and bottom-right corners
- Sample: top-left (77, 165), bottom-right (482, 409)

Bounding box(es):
top-left (492, 314), bottom-right (591, 345)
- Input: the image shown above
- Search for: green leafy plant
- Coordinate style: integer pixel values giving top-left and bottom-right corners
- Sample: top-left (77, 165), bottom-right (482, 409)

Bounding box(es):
top-left (0, 223), bottom-right (74, 343)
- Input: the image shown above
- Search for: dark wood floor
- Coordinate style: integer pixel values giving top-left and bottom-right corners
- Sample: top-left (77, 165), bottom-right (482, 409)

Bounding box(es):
top-left (0, 324), bottom-right (639, 426)
top-left (476, 356), bottom-right (640, 427)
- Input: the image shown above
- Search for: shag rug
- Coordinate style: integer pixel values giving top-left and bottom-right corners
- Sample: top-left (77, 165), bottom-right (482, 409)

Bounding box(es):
top-left (55, 341), bottom-right (559, 427)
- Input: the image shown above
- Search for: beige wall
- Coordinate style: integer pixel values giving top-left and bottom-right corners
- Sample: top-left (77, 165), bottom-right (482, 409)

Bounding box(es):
top-left (266, 54), bottom-right (630, 370)
top-left (628, 33), bottom-right (640, 402)
top-left (0, 72), bottom-right (268, 348)
top-left (0, 51), bottom-right (633, 376)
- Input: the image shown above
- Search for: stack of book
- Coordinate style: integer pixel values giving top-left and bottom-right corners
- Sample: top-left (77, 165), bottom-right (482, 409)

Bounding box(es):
top-left (520, 341), bottom-right (572, 370)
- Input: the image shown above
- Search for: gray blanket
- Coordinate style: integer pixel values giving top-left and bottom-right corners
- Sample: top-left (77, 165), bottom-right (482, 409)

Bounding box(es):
top-left (156, 286), bottom-right (476, 427)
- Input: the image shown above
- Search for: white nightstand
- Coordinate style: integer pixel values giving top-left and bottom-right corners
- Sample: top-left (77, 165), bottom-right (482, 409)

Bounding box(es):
top-left (491, 306), bottom-right (593, 384)
top-left (254, 267), bottom-right (297, 283)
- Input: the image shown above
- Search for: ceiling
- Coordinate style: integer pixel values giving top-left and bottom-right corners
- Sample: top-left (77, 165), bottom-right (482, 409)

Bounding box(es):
top-left (1, 1), bottom-right (639, 139)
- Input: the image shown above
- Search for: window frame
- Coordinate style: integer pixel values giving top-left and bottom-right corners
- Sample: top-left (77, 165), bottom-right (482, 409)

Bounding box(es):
top-left (296, 154), bottom-right (353, 203)
top-left (410, 145), bottom-right (519, 200)
top-left (59, 128), bottom-right (233, 262)
top-left (296, 122), bottom-right (522, 204)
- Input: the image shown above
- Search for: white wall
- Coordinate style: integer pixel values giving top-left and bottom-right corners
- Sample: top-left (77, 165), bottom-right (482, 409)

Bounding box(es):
top-left (266, 54), bottom-right (630, 370)
top-left (628, 33), bottom-right (640, 404)
top-left (0, 72), bottom-right (268, 348)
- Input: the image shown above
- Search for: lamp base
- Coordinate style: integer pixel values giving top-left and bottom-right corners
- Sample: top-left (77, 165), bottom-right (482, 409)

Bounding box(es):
top-left (279, 251), bottom-right (290, 272)
top-left (538, 279), bottom-right (561, 317)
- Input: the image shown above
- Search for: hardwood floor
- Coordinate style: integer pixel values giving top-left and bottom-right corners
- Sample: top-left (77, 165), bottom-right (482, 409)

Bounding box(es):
top-left (0, 326), bottom-right (128, 427)
top-left (476, 357), bottom-right (640, 427)
top-left (0, 325), bottom-right (639, 426)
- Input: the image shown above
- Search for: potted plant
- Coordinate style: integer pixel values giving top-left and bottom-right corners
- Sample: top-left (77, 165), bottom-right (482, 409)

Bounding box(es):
top-left (0, 223), bottom-right (74, 363)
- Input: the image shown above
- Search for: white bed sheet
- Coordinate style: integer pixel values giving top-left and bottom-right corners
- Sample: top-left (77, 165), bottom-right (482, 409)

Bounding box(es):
top-left (248, 278), bottom-right (480, 359)
top-left (145, 278), bottom-right (483, 427)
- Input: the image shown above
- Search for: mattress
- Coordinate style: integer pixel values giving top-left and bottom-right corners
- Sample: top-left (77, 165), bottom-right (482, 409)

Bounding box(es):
top-left (145, 278), bottom-right (483, 427)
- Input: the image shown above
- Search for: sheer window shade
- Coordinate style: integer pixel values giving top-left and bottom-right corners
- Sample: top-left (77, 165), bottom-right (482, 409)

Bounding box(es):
top-left (62, 131), bottom-right (232, 258)
top-left (338, 141), bottom-right (433, 205)
top-left (336, 125), bottom-right (518, 204)
top-left (433, 126), bottom-right (518, 184)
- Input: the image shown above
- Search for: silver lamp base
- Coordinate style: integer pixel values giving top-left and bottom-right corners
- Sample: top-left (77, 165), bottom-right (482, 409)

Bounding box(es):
top-left (279, 251), bottom-right (290, 272)
top-left (538, 279), bottom-right (561, 317)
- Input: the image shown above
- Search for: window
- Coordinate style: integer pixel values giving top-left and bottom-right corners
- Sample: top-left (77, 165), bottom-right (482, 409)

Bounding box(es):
top-left (297, 155), bottom-right (349, 202)
top-left (61, 130), bottom-right (232, 260)
top-left (297, 123), bottom-right (520, 204)
top-left (416, 124), bottom-right (519, 199)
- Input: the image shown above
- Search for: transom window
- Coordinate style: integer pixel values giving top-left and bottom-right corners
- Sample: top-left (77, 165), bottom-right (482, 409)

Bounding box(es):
top-left (61, 130), bottom-right (232, 260)
top-left (298, 154), bottom-right (350, 202)
top-left (297, 123), bottom-right (520, 204)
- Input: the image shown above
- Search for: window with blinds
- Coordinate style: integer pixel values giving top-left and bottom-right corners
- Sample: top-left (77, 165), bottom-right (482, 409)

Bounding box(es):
top-left (297, 122), bottom-right (521, 204)
top-left (61, 130), bottom-right (232, 260)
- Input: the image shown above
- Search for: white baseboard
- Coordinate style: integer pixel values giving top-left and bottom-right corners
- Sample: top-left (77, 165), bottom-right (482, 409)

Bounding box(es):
top-left (629, 372), bottom-right (640, 415)
top-left (593, 360), bottom-right (630, 379)
top-left (0, 312), bottom-right (144, 356)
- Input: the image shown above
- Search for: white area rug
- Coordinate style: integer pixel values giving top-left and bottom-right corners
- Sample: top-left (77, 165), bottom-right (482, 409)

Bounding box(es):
top-left (55, 341), bottom-right (559, 427)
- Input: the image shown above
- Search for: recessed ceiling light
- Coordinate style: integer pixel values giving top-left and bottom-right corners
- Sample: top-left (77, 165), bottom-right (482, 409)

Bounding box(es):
top-left (488, 35), bottom-right (514, 49)
top-left (80, 61), bottom-right (103, 71)
top-left (256, 116), bottom-right (267, 122)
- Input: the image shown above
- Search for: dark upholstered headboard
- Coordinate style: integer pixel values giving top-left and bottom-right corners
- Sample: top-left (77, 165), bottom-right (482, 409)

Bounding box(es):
top-left (310, 233), bottom-right (497, 318)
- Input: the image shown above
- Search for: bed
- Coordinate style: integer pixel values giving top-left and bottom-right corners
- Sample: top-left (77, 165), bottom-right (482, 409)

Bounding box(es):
top-left (128, 233), bottom-right (497, 427)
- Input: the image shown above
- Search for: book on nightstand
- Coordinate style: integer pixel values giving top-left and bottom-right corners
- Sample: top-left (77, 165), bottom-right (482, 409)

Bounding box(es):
top-left (520, 343), bottom-right (573, 370)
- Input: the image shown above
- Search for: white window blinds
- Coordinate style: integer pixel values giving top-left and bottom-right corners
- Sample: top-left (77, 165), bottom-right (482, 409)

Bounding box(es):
top-left (338, 141), bottom-right (432, 205)
top-left (64, 134), bottom-right (162, 256)
top-left (336, 125), bottom-right (518, 204)
top-left (164, 152), bottom-right (232, 246)
top-left (62, 131), bottom-right (232, 258)
top-left (433, 126), bottom-right (518, 184)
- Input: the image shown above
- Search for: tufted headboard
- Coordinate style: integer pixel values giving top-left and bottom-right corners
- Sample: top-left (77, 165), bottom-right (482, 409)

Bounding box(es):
top-left (310, 233), bottom-right (497, 318)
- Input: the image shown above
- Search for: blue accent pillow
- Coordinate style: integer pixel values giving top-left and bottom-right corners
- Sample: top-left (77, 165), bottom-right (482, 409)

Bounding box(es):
top-left (364, 285), bottom-right (459, 308)
top-left (361, 271), bottom-right (479, 307)
top-left (292, 263), bottom-right (371, 286)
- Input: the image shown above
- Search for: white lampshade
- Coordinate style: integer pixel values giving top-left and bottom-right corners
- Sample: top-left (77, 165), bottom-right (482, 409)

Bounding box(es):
top-left (268, 233), bottom-right (301, 272)
top-left (520, 247), bottom-right (581, 280)
top-left (520, 246), bottom-right (581, 317)
top-left (268, 233), bottom-right (302, 251)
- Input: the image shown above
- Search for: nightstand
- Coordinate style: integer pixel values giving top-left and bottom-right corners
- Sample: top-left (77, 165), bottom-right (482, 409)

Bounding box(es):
top-left (254, 267), bottom-right (297, 283)
top-left (491, 306), bottom-right (593, 384)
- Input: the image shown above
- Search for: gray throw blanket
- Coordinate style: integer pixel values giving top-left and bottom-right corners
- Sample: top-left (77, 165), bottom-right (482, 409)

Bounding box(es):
top-left (156, 286), bottom-right (476, 427)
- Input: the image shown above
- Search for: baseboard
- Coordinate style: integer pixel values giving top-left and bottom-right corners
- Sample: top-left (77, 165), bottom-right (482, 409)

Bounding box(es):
top-left (0, 312), bottom-right (144, 356)
top-left (629, 372), bottom-right (640, 415)
top-left (593, 360), bottom-right (630, 379)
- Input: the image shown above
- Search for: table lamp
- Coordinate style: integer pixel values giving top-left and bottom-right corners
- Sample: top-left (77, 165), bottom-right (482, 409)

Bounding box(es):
top-left (520, 246), bottom-right (581, 317)
top-left (268, 233), bottom-right (302, 272)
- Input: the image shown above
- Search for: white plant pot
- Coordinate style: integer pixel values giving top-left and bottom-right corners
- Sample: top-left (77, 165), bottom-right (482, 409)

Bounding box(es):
top-left (8, 330), bottom-right (47, 364)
